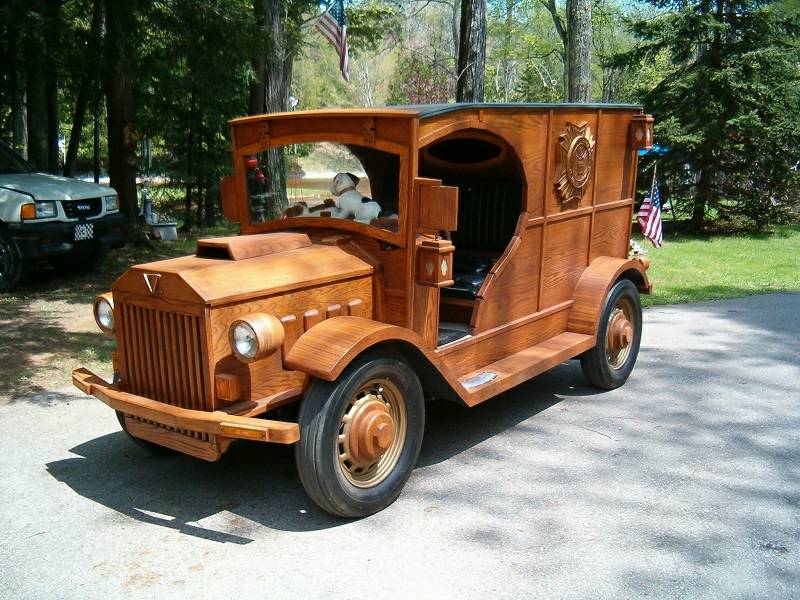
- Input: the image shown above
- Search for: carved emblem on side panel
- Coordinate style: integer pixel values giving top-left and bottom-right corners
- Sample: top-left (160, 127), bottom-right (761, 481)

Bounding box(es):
top-left (555, 121), bottom-right (596, 204)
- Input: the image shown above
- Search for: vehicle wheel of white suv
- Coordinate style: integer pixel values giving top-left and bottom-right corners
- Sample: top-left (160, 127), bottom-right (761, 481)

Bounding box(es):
top-left (0, 228), bottom-right (25, 292)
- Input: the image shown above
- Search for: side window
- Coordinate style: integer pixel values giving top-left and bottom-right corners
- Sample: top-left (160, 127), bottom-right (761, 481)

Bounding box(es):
top-left (245, 142), bottom-right (400, 233)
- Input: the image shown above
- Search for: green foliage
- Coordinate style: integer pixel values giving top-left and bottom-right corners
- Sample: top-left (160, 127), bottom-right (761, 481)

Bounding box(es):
top-left (619, 0), bottom-right (800, 231)
top-left (387, 53), bottom-right (451, 104)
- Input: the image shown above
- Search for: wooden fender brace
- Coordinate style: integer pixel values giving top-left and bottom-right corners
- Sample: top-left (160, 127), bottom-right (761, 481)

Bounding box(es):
top-left (568, 256), bottom-right (652, 340)
top-left (284, 316), bottom-right (466, 398)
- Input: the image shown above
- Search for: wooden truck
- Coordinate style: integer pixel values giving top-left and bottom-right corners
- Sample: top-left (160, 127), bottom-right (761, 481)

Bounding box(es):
top-left (73, 103), bottom-right (654, 517)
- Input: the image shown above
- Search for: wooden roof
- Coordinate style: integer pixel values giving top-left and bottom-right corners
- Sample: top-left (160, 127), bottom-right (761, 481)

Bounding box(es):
top-left (228, 102), bottom-right (643, 127)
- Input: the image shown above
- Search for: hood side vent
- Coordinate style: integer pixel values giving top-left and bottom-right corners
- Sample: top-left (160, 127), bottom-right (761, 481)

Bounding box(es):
top-left (196, 232), bottom-right (312, 261)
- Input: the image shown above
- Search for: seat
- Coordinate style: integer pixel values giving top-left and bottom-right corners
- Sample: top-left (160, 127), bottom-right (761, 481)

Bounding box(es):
top-left (442, 180), bottom-right (521, 299)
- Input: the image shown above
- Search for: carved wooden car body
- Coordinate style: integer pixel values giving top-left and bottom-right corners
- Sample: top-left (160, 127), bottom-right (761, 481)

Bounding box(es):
top-left (74, 103), bottom-right (654, 517)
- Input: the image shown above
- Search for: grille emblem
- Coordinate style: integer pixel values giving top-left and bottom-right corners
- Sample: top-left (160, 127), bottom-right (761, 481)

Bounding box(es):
top-left (143, 273), bottom-right (161, 295)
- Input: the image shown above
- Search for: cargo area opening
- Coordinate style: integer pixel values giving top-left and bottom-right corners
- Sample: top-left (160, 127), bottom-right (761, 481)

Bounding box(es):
top-left (418, 130), bottom-right (525, 343)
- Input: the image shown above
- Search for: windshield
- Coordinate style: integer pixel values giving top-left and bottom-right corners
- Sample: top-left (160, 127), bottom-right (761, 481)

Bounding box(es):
top-left (0, 143), bottom-right (34, 174)
top-left (245, 142), bottom-right (401, 234)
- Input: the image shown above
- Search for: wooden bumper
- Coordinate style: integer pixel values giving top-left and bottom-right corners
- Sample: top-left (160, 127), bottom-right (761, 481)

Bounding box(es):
top-left (72, 368), bottom-right (300, 444)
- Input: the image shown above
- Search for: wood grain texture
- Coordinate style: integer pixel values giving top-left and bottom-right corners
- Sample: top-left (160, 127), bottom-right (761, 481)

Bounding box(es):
top-left (590, 204), bottom-right (632, 262)
top-left (196, 232), bottom-right (311, 260)
top-left (546, 111), bottom-right (599, 215)
top-left (74, 368), bottom-right (300, 443)
top-left (411, 284), bottom-right (440, 348)
top-left (471, 224), bottom-right (541, 331)
top-left (567, 256), bottom-right (652, 337)
top-left (594, 111), bottom-right (634, 206)
top-left (442, 305), bottom-right (571, 377)
top-left (540, 214), bottom-right (591, 308)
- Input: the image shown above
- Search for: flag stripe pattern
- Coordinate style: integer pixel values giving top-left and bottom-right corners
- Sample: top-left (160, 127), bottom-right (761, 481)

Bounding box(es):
top-left (637, 182), bottom-right (663, 247)
top-left (316, 0), bottom-right (349, 81)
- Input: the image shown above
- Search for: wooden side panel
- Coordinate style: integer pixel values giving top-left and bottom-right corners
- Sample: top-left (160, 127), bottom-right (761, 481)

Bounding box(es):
top-left (594, 111), bottom-right (634, 206)
top-left (472, 224), bottom-right (542, 331)
top-left (546, 111), bottom-right (599, 216)
top-left (442, 306), bottom-right (571, 377)
top-left (412, 284), bottom-right (439, 348)
top-left (540, 215), bottom-right (591, 308)
top-left (590, 205), bottom-right (631, 262)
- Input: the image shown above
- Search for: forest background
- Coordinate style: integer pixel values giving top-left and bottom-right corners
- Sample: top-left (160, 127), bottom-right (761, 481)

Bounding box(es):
top-left (1, 0), bottom-right (798, 236)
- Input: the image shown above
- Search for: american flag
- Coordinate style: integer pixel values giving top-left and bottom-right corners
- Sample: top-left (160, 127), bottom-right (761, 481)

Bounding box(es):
top-left (316, 0), bottom-right (349, 81)
top-left (637, 181), bottom-right (663, 247)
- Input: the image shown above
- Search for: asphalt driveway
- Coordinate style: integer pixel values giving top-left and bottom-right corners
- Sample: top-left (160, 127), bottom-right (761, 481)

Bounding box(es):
top-left (1, 293), bottom-right (798, 599)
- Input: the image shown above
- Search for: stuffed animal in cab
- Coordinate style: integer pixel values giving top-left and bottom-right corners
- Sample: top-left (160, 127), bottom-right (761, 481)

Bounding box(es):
top-left (330, 172), bottom-right (381, 223)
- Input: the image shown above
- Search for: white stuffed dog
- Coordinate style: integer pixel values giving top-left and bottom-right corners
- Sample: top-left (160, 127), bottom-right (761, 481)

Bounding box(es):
top-left (330, 172), bottom-right (381, 224)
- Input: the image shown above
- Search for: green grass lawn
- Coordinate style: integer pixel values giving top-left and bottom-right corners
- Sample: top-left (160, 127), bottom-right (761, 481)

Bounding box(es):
top-left (637, 224), bottom-right (800, 306)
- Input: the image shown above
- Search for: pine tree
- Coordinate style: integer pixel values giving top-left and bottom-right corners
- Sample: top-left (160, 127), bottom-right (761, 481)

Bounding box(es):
top-left (620, 0), bottom-right (800, 230)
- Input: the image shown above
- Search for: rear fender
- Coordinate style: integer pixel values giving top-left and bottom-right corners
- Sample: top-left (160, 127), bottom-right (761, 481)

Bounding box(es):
top-left (568, 256), bottom-right (651, 339)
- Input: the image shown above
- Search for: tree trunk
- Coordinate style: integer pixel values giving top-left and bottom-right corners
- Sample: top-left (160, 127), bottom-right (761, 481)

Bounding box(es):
top-left (92, 89), bottom-right (101, 183)
top-left (456, 0), bottom-right (487, 102)
top-left (541, 0), bottom-right (568, 99)
top-left (104, 0), bottom-right (138, 238)
top-left (25, 0), bottom-right (48, 170)
top-left (64, 0), bottom-right (102, 177)
top-left (566, 0), bottom-right (592, 102)
top-left (8, 14), bottom-right (26, 156)
top-left (250, 0), bottom-right (290, 219)
top-left (44, 0), bottom-right (61, 173)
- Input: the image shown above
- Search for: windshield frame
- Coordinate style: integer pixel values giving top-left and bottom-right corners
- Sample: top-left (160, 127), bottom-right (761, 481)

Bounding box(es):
top-left (230, 114), bottom-right (416, 248)
top-left (0, 141), bottom-right (34, 175)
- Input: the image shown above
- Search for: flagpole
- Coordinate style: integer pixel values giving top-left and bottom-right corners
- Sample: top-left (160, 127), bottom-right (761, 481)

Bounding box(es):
top-left (649, 162), bottom-right (657, 199)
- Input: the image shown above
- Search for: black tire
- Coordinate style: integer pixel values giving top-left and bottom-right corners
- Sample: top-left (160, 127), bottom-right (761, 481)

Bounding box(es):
top-left (115, 411), bottom-right (174, 455)
top-left (580, 278), bottom-right (642, 390)
top-left (0, 228), bottom-right (25, 293)
top-left (49, 241), bottom-right (108, 273)
top-left (295, 352), bottom-right (425, 518)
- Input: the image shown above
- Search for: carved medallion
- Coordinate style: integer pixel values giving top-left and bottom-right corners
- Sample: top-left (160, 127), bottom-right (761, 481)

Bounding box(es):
top-left (556, 121), bottom-right (596, 204)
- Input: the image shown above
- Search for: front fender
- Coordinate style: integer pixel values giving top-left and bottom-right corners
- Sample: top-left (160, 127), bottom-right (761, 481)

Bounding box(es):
top-left (284, 316), bottom-right (430, 381)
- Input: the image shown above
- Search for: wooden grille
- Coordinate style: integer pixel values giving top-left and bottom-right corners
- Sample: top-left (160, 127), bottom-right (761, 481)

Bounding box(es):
top-left (118, 303), bottom-right (209, 440)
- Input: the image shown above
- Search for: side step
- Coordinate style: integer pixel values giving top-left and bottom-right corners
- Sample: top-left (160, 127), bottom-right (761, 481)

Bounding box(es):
top-left (457, 332), bottom-right (595, 406)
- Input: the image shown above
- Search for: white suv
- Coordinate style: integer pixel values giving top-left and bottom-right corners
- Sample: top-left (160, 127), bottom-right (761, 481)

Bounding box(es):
top-left (0, 141), bottom-right (124, 291)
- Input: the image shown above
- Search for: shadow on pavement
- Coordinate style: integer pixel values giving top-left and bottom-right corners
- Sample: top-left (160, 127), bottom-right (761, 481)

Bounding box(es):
top-left (45, 362), bottom-right (590, 542)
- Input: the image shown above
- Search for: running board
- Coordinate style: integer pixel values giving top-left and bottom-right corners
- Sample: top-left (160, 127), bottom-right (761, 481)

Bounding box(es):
top-left (456, 332), bottom-right (595, 406)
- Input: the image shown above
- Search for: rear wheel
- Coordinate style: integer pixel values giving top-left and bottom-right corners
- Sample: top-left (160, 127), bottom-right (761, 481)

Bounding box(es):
top-left (0, 228), bottom-right (25, 292)
top-left (295, 352), bottom-right (425, 518)
top-left (580, 278), bottom-right (642, 390)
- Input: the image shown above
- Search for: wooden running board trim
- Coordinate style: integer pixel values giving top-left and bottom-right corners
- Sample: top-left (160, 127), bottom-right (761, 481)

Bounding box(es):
top-left (457, 332), bottom-right (595, 406)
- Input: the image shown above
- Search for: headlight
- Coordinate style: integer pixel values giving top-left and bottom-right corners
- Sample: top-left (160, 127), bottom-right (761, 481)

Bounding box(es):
top-left (21, 201), bottom-right (57, 220)
top-left (94, 293), bottom-right (115, 335)
top-left (229, 313), bottom-right (284, 363)
top-left (104, 195), bottom-right (118, 212)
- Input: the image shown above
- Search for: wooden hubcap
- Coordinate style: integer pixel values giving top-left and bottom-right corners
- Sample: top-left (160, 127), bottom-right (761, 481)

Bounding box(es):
top-left (605, 300), bottom-right (635, 369)
top-left (337, 379), bottom-right (407, 488)
top-left (348, 398), bottom-right (396, 465)
top-left (607, 311), bottom-right (633, 354)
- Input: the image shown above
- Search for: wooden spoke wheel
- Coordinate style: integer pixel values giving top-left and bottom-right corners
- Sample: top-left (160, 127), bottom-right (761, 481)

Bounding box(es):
top-left (580, 278), bottom-right (642, 390)
top-left (296, 352), bottom-right (425, 518)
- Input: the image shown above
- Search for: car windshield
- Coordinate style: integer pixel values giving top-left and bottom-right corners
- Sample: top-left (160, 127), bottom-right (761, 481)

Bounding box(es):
top-left (245, 142), bottom-right (401, 234)
top-left (0, 143), bottom-right (34, 174)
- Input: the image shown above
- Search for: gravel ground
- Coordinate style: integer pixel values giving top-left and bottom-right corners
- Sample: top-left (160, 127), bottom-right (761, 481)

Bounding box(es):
top-left (0, 293), bottom-right (798, 599)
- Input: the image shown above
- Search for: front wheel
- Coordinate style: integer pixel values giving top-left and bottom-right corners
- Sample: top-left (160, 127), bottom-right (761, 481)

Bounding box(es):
top-left (0, 228), bottom-right (26, 292)
top-left (580, 278), bottom-right (642, 390)
top-left (295, 352), bottom-right (425, 518)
